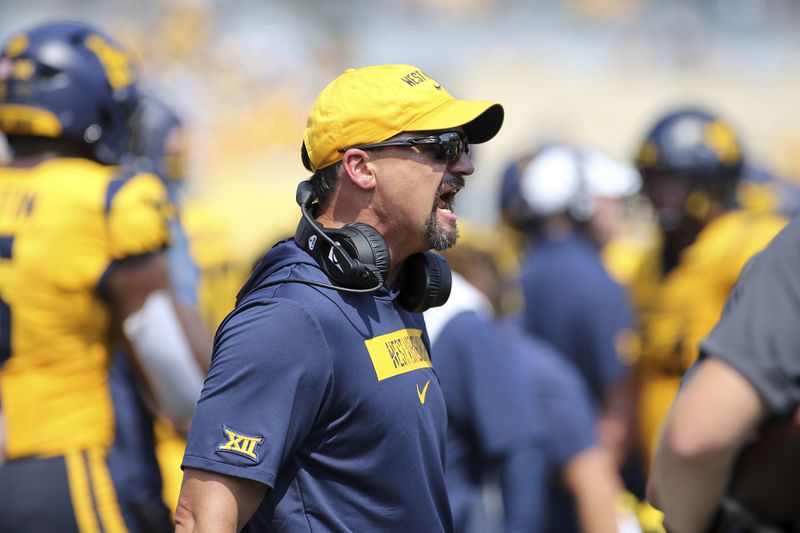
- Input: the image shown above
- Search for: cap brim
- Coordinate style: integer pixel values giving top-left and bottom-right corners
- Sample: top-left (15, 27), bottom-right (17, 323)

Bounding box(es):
top-left (406, 100), bottom-right (504, 144)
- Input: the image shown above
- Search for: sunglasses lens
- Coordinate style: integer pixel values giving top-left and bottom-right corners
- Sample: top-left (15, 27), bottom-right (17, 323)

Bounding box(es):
top-left (439, 133), bottom-right (467, 161)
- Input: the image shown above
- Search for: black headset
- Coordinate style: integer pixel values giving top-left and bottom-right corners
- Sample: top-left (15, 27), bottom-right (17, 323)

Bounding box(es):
top-left (240, 181), bottom-right (451, 313)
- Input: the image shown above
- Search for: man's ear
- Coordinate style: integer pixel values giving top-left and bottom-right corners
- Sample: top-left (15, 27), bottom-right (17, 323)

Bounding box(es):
top-left (341, 149), bottom-right (377, 191)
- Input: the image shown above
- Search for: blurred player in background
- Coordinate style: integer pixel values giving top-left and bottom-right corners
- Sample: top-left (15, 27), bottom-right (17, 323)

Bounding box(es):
top-left (650, 216), bottom-right (800, 532)
top-left (0, 20), bottom-right (209, 532)
top-left (125, 91), bottom-right (200, 304)
top-left (423, 243), bottom-right (548, 532)
top-left (111, 90), bottom-right (248, 523)
top-left (125, 92), bottom-right (247, 341)
top-left (107, 91), bottom-right (214, 532)
top-left (437, 232), bottom-right (635, 533)
top-left (180, 202), bottom-right (250, 334)
top-left (500, 144), bottom-right (642, 476)
top-left (630, 107), bottom-right (787, 468)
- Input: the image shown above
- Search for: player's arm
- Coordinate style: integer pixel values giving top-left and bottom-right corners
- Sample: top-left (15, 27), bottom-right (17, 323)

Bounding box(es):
top-left (649, 357), bottom-right (767, 532)
top-left (106, 252), bottom-right (212, 428)
top-left (104, 172), bottom-right (212, 428)
top-left (561, 445), bottom-right (621, 533)
top-left (535, 340), bottom-right (623, 533)
top-left (174, 467), bottom-right (266, 533)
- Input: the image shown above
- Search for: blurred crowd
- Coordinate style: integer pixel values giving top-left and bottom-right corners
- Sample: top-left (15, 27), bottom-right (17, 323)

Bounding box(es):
top-left (2, 1), bottom-right (800, 532)
top-left (4, 0), bottom-right (800, 252)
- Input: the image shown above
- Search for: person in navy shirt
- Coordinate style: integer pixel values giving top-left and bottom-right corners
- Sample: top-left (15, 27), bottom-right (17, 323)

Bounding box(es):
top-left (437, 238), bottom-right (627, 533)
top-left (501, 322), bottom-right (624, 533)
top-left (425, 272), bottom-right (548, 532)
top-left (174, 64), bottom-right (504, 532)
top-left (502, 145), bottom-right (640, 457)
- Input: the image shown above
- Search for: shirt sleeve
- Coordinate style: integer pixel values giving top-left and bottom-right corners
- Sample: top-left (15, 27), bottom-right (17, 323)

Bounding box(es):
top-left (106, 171), bottom-right (171, 259)
top-left (539, 370), bottom-right (598, 468)
top-left (516, 331), bottom-right (598, 468)
top-left (700, 221), bottom-right (800, 416)
top-left (498, 442), bottom-right (548, 533)
top-left (182, 297), bottom-right (334, 488)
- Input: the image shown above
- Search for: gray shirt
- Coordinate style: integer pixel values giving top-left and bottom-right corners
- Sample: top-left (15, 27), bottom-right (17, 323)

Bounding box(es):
top-left (700, 217), bottom-right (800, 416)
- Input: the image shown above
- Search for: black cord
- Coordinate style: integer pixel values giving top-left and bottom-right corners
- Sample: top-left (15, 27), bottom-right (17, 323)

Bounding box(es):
top-left (255, 277), bottom-right (383, 294)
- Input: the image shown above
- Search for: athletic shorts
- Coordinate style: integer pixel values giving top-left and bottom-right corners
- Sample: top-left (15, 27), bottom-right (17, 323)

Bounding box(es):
top-left (0, 449), bottom-right (128, 533)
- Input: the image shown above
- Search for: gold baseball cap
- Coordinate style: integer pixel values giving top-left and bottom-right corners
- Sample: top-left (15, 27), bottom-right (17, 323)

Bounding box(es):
top-left (302, 64), bottom-right (504, 171)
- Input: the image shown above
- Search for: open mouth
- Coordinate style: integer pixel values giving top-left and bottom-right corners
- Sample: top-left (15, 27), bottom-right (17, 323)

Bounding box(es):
top-left (436, 183), bottom-right (462, 213)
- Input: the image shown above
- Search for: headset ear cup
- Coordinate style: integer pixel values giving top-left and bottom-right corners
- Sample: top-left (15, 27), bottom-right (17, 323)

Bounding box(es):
top-left (294, 182), bottom-right (385, 290)
top-left (295, 216), bottom-right (356, 286)
top-left (342, 222), bottom-right (391, 284)
top-left (397, 252), bottom-right (452, 313)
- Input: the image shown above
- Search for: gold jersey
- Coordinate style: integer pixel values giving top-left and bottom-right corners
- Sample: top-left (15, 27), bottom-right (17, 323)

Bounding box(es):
top-left (633, 209), bottom-right (787, 464)
top-left (0, 158), bottom-right (169, 459)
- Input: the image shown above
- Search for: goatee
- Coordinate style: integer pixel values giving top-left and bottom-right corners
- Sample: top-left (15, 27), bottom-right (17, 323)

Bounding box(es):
top-left (425, 176), bottom-right (464, 250)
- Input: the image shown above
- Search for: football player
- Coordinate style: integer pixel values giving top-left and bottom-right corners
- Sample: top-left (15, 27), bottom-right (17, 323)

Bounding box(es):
top-left (631, 108), bottom-right (787, 468)
top-left (0, 21), bottom-right (209, 532)
top-left (110, 92), bottom-right (246, 523)
top-left (107, 91), bottom-right (212, 532)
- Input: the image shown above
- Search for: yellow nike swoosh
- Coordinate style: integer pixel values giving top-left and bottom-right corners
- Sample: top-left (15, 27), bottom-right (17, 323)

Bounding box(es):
top-left (416, 380), bottom-right (431, 405)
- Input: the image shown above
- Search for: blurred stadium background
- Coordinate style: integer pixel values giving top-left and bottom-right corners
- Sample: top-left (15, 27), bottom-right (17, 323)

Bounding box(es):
top-left (3, 0), bottom-right (800, 263)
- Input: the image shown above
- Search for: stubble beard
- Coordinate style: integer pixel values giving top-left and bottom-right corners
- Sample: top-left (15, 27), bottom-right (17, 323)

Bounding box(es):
top-left (425, 211), bottom-right (458, 251)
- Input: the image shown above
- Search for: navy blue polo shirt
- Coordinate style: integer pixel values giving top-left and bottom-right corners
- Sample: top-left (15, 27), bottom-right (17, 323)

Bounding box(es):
top-left (519, 233), bottom-right (632, 403)
top-left (500, 321), bottom-right (598, 533)
top-left (182, 239), bottom-right (453, 532)
top-left (426, 274), bottom-right (547, 533)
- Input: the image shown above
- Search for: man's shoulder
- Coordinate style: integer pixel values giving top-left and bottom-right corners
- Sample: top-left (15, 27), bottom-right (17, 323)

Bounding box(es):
top-left (224, 290), bottom-right (323, 335)
top-left (760, 215), bottom-right (800, 259)
top-left (212, 296), bottom-right (334, 374)
top-left (505, 325), bottom-right (581, 383)
top-left (238, 240), bottom-right (326, 300)
top-left (523, 339), bottom-right (587, 393)
top-left (436, 311), bottom-right (495, 342)
top-left (226, 253), bottom-right (354, 338)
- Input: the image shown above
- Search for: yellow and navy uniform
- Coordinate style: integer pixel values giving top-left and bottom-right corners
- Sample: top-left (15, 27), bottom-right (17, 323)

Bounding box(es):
top-left (632, 209), bottom-right (786, 465)
top-left (0, 157), bottom-right (169, 532)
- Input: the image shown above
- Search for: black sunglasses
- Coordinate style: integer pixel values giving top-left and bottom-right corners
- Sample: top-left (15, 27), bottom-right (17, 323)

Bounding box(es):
top-left (338, 131), bottom-right (470, 162)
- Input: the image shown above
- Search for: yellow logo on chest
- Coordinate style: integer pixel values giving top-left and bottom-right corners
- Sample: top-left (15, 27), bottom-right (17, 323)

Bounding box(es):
top-left (416, 380), bottom-right (431, 404)
top-left (364, 328), bottom-right (432, 381)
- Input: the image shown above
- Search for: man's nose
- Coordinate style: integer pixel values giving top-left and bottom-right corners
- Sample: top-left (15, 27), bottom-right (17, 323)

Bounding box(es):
top-left (449, 151), bottom-right (474, 176)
